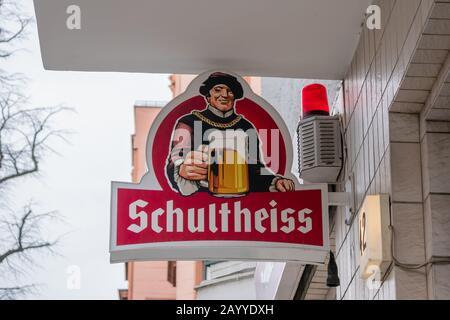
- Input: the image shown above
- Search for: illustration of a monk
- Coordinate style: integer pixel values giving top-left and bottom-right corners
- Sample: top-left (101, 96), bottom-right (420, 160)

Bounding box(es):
top-left (166, 72), bottom-right (295, 196)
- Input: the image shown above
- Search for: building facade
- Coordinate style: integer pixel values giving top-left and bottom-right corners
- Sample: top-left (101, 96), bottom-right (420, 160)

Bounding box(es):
top-left (333, 0), bottom-right (450, 300)
top-left (266, 0), bottom-right (450, 300)
top-left (30, 0), bottom-right (450, 302)
top-left (194, 0), bottom-right (450, 300)
top-left (124, 76), bottom-right (268, 300)
top-left (125, 99), bottom-right (205, 300)
top-left (116, 0), bottom-right (450, 300)
top-left (126, 101), bottom-right (179, 300)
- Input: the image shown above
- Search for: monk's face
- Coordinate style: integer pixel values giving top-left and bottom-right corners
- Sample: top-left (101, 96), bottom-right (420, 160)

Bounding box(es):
top-left (207, 84), bottom-right (235, 113)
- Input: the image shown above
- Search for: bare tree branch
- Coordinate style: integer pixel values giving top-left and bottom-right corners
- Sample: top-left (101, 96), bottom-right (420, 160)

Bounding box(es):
top-left (0, 1), bottom-right (33, 59)
top-left (0, 284), bottom-right (37, 300)
top-left (0, 207), bottom-right (59, 265)
top-left (0, 0), bottom-right (71, 300)
top-left (0, 103), bottom-right (72, 185)
top-left (0, 15), bottom-right (30, 44)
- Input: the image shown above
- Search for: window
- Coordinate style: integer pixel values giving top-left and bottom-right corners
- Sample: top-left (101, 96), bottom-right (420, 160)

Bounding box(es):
top-left (167, 261), bottom-right (176, 287)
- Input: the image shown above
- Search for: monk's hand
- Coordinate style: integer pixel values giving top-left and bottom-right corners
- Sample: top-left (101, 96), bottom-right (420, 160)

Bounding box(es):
top-left (179, 145), bottom-right (209, 181)
top-left (275, 178), bottom-right (295, 192)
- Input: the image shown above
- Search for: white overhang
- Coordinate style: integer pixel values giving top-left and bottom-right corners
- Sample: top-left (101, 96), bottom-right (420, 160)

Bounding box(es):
top-left (33, 0), bottom-right (372, 79)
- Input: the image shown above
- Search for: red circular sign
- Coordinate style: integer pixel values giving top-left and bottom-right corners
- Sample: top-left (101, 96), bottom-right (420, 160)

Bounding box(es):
top-left (152, 96), bottom-right (287, 192)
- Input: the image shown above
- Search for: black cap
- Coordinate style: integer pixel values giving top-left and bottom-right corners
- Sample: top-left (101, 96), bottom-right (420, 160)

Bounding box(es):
top-left (199, 72), bottom-right (244, 100)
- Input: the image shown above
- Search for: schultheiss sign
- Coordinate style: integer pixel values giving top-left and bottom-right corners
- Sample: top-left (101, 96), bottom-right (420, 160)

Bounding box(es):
top-left (110, 71), bottom-right (329, 264)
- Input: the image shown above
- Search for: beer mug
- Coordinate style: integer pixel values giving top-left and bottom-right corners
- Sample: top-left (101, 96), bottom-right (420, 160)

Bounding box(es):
top-left (207, 132), bottom-right (249, 197)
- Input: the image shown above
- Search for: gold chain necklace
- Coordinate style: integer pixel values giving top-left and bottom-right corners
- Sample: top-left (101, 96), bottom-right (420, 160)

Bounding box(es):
top-left (192, 110), bottom-right (242, 129)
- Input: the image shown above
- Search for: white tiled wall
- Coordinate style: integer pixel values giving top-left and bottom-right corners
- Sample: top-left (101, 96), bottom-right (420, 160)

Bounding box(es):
top-left (259, 0), bottom-right (450, 300)
top-left (335, 0), bottom-right (436, 300)
top-left (422, 129), bottom-right (450, 299)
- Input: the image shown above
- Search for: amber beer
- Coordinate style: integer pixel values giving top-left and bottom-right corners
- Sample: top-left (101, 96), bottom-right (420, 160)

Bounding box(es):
top-left (208, 147), bottom-right (249, 197)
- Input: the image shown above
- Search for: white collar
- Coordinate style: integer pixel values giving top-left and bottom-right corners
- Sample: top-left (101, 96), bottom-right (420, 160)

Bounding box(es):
top-left (208, 105), bottom-right (235, 118)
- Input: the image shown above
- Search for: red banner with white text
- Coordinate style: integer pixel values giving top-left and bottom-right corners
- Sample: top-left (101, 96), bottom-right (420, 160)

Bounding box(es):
top-left (116, 188), bottom-right (324, 247)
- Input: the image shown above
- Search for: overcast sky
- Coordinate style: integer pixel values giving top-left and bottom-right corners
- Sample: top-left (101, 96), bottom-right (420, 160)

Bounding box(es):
top-left (2, 0), bottom-right (172, 299)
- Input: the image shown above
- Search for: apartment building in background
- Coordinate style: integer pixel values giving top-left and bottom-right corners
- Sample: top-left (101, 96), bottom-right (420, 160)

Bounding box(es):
top-left (122, 76), bottom-right (263, 300)
top-left (121, 75), bottom-right (341, 300)
top-left (33, 0), bottom-right (450, 300)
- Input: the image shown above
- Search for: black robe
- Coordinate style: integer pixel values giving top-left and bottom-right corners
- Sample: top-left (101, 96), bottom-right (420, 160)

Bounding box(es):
top-left (166, 107), bottom-right (277, 194)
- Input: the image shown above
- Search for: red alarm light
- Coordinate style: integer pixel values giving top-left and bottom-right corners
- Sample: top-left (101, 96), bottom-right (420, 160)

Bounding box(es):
top-left (301, 84), bottom-right (330, 119)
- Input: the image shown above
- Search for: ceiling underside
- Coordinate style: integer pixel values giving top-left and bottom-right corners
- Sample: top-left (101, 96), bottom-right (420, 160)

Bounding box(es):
top-left (33, 0), bottom-right (372, 79)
